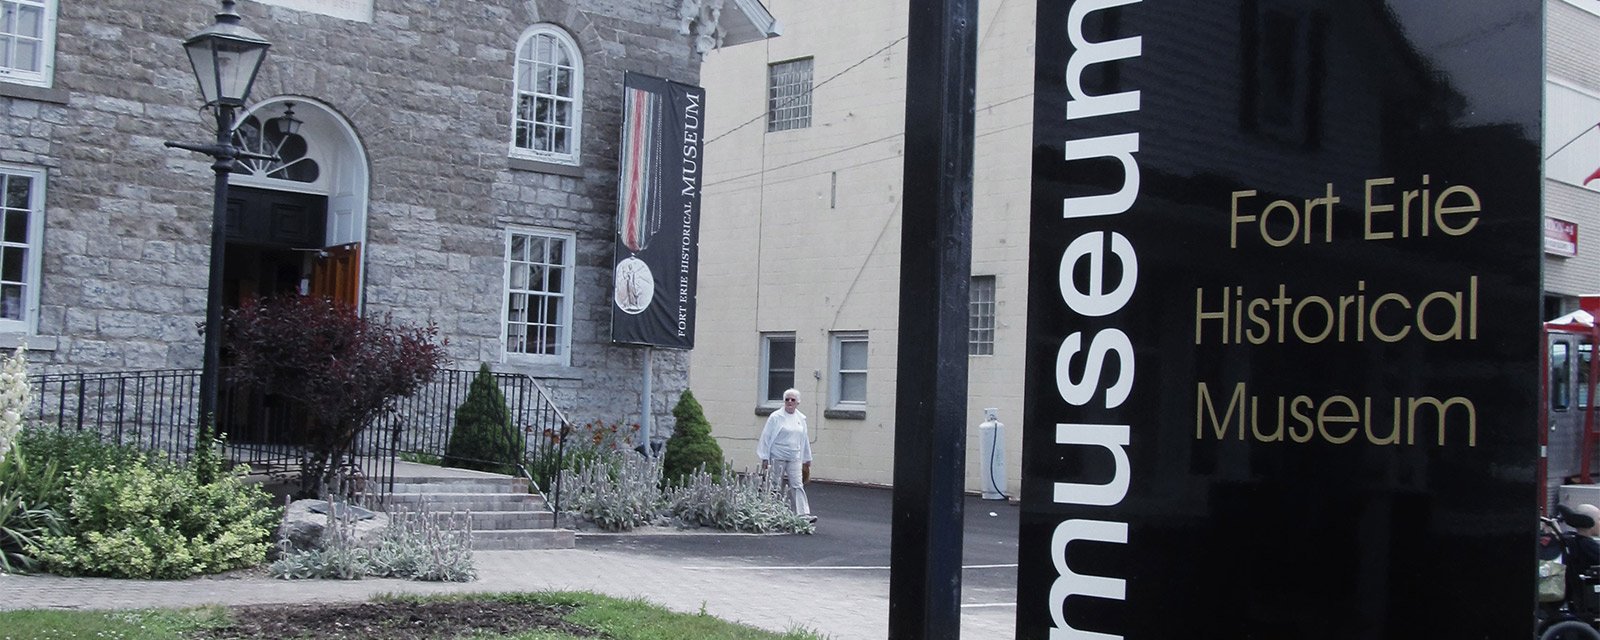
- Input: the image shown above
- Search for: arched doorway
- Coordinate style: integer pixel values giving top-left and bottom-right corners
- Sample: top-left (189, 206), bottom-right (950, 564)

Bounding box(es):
top-left (229, 97), bottom-right (369, 309)
top-left (220, 97), bottom-right (370, 446)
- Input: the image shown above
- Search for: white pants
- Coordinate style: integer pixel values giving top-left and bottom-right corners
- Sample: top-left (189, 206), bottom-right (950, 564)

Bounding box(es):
top-left (767, 458), bottom-right (811, 516)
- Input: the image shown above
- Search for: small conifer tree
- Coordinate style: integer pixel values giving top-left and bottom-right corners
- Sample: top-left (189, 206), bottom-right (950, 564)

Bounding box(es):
top-left (444, 364), bottom-right (522, 474)
top-left (661, 389), bottom-right (725, 486)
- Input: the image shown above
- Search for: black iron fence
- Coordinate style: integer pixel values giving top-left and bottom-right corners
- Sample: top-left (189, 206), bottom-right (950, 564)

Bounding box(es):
top-left (29, 369), bottom-right (203, 461)
top-left (27, 368), bottom-right (572, 499)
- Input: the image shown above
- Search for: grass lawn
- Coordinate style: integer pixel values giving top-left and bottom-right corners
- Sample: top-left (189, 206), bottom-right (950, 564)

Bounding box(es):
top-left (0, 591), bottom-right (828, 640)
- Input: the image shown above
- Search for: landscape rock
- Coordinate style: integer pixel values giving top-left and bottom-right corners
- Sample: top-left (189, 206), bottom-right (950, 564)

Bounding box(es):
top-left (274, 499), bottom-right (390, 554)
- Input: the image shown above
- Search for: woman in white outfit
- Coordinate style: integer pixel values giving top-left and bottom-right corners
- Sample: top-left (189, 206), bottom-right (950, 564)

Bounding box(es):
top-left (758, 388), bottom-right (815, 522)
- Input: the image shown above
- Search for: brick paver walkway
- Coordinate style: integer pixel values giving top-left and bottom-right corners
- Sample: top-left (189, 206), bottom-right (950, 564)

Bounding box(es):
top-left (0, 546), bottom-right (1015, 639)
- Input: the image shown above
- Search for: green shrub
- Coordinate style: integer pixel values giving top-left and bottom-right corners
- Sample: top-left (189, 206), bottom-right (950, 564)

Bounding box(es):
top-left (443, 364), bottom-right (523, 474)
top-left (10, 430), bottom-right (153, 516)
top-left (29, 461), bottom-right (277, 579)
top-left (0, 443), bottom-right (64, 573)
top-left (558, 453), bottom-right (812, 535)
top-left (560, 452), bottom-right (663, 532)
top-left (661, 390), bottom-right (724, 486)
top-left (1, 429), bottom-right (149, 575)
top-left (663, 466), bottom-right (813, 534)
top-left (399, 451), bottom-right (442, 466)
top-left (270, 501), bottom-right (475, 582)
top-left (16, 430), bottom-right (150, 479)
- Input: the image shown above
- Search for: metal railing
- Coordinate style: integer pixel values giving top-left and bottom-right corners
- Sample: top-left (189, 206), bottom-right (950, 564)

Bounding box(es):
top-left (29, 369), bottom-right (203, 460)
top-left (376, 368), bottom-right (572, 498)
top-left (27, 368), bottom-right (573, 505)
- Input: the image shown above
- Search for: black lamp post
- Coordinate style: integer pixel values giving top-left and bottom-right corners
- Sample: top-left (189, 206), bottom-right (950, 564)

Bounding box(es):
top-left (165, 0), bottom-right (271, 442)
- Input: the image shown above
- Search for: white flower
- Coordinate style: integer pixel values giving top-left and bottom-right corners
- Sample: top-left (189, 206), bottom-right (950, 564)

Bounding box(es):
top-left (0, 346), bottom-right (29, 465)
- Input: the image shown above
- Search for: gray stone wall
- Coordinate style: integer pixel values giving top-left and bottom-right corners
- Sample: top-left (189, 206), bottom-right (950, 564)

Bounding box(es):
top-left (0, 0), bottom-right (705, 439)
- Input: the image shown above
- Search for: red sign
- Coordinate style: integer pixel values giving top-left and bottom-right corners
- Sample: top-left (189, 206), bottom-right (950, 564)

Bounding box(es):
top-left (1548, 218), bottom-right (1579, 257)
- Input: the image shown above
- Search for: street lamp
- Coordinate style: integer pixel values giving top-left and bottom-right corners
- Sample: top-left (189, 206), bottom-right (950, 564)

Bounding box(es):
top-left (166, 0), bottom-right (271, 445)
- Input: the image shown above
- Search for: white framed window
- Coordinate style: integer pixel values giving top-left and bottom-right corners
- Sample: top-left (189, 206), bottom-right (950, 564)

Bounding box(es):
top-left (969, 275), bottom-right (996, 356)
top-left (0, 164), bottom-right (44, 333)
top-left (829, 332), bottom-right (867, 409)
top-left (0, 0), bottom-right (56, 88)
top-left (767, 57), bottom-right (813, 132)
top-left (503, 227), bottom-right (575, 365)
top-left (760, 332), bottom-right (796, 407)
top-left (511, 24), bottom-right (583, 165)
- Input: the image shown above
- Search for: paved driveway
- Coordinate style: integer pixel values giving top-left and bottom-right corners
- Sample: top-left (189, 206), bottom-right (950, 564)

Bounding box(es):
top-left (579, 482), bottom-right (1021, 637)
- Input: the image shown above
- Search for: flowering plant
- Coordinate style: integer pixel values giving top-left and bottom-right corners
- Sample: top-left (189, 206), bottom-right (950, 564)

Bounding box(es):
top-left (526, 419), bottom-right (643, 491)
top-left (0, 347), bottom-right (29, 465)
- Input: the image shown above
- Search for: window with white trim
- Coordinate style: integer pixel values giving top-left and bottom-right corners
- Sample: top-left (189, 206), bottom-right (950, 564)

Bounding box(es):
top-left (511, 25), bottom-right (583, 165)
top-left (0, 0), bottom-right (56, 88)
top-left (0, 164), bottom-right (43, 332)
top-left (830, 332), bottom-right (867, 408)
top-left (969, 275), bottom-right (996, 356)
top-left (504, 228), bottom-right (575, 365)
top-left (767, 57), bottom-right (812, 132)
top-left (760, 332), bottom-right (796, 406)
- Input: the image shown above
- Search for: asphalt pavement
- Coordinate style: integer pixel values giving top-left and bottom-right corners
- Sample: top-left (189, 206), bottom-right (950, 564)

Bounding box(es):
top-left (581, 481), bottom-right (1021, 612)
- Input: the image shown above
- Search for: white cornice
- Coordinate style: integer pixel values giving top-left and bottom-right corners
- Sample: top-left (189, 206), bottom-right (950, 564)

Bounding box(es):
top-left (719, 0), bottom-right (781, 47)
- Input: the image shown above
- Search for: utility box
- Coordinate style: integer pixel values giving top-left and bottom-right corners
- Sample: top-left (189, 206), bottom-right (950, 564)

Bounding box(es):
top-left (979, 408), bottom-right (1007, 500)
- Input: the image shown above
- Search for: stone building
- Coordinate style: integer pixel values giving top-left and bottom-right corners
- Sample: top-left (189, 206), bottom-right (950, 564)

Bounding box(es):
top-left (0, 0), bottom-right (775, 435)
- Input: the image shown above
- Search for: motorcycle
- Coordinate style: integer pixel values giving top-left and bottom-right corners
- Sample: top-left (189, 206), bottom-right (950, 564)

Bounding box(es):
top-left (1538, 504), bottom-right (1600, 640)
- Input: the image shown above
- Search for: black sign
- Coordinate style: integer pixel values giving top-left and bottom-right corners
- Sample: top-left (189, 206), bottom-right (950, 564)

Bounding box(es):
top-left (1019, 2), bottom-right (1542, 637)
top-left (610, 72), bottom-right (704, 349)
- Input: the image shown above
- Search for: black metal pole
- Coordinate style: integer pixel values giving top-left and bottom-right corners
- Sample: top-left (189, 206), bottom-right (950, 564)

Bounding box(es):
top-left (197, 103), bottom-right (236, 442)
top-left (888, 0), bottom-right (976, 637)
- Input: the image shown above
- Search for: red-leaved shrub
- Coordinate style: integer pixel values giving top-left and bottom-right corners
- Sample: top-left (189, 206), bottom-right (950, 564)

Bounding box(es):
top-left (224, 296), bottom-right (446, 497)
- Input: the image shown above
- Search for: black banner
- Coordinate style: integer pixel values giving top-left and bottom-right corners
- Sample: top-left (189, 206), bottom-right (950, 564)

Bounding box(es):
top-left (1020, 2), bottom-right (1542, 638)
top-left (610, 72), bottom-right (704, 349)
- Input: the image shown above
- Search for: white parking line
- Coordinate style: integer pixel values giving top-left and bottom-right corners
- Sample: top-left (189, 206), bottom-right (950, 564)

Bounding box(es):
top-left (680, 563), bottom-right (1019, 571)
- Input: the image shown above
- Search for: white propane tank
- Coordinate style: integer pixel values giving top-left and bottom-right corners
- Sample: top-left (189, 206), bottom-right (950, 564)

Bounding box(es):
top-left (979, 408), bottom-right (1007, 500)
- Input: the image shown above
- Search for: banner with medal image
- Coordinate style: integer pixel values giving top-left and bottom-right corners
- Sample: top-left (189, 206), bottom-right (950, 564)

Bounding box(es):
top-left (610, 72), bottom-right (704, 349)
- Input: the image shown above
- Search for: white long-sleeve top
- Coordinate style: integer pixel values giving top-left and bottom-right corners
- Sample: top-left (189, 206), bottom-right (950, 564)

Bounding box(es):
top-left (757, 408), bottom-right (812, 463)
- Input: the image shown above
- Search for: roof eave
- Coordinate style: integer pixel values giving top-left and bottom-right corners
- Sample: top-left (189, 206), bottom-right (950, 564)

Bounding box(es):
top-left (719, 0), bottom-right (781, 47)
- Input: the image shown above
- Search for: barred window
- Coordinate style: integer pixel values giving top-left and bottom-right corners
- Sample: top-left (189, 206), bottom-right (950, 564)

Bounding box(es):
top-left (767, 57), bottom-right (813, 132)
top-left (969, 275), bottom-right (996, 356)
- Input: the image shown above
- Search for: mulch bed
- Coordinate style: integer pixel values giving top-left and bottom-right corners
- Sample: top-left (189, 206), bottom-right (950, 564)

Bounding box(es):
top-left (194, 600), bottom-right (611, 639)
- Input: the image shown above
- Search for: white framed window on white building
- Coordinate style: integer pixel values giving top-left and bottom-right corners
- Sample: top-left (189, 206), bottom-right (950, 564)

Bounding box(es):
top-left (0, 0), bottom-right (57, 88)
top-left (503, 227), bottom-right (575, 366)
top-left (767, 57), bottom-right (812, 132)
top-left (969, 275), bottom-right (996, 356)
top-left (0, 164), bottom-right (44, 333)
top-left (511, 24), bottom-right (583, 165)
top-left (829, 331), bottom-right (867, 411)
top-left (759, 332), bottom-right (796, 407)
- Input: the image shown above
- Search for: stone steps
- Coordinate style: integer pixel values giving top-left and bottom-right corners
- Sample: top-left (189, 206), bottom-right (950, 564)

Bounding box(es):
top-left (384, 468), bottom-right (572, 550)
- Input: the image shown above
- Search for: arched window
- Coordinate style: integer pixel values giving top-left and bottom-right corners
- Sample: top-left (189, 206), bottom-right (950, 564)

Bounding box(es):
top-left (511, 25), bottom-right (583, 165)
top-left (231, 109), bottom-right (320, 184)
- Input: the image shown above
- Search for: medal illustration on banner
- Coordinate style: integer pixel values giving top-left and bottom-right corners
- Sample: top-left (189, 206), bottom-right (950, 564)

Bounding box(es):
top-left (615, 85), bottom-right (663, 315)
